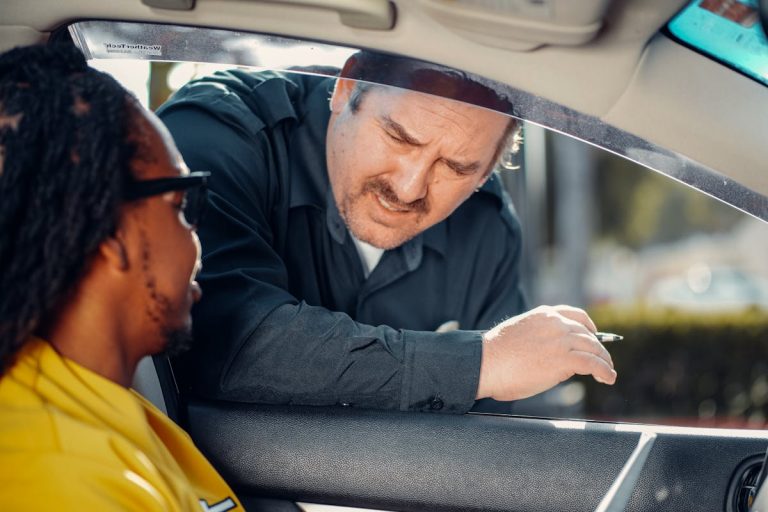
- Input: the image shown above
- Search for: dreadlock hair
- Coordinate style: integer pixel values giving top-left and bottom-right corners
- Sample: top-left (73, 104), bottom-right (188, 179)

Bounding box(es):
top-left (0, 44), bottom-right (139, 374)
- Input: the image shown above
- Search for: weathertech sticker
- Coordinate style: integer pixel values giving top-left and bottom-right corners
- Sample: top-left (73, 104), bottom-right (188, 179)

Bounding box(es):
top-left (103, 43), bottom-right (162, 57)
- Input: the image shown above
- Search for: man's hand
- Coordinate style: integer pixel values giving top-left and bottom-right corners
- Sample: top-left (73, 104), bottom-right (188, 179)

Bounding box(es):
top-left (476, 305), bottom-right (617, 401)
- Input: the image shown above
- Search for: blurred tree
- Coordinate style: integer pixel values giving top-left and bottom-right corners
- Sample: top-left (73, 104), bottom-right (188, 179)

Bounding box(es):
top-left (589, 144), bottom-right (743, 248)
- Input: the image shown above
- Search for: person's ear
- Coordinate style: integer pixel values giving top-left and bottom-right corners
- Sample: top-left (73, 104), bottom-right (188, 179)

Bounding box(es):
top-left (99, 232), bottom-right (130, 273)
top-left (330, 77), bottom-right (356, 113)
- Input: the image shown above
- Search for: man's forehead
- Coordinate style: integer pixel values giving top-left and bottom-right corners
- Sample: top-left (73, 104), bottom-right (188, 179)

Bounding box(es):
top-left (370, 87), bottom-right (508, 144)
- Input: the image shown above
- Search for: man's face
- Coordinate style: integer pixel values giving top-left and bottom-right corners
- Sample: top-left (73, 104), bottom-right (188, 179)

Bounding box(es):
top-left (326, 81), bottom-right (510, 249)
top-left (123, 108), bottom-right (202, 356)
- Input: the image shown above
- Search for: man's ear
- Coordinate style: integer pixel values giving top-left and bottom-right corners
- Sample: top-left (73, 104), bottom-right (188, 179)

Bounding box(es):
top-left (99, 233), bottom-right (130, 273)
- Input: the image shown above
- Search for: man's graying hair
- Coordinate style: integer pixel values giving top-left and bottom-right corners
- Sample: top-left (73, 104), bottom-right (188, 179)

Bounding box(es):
top-left (341, 51), bottom-right (522, 170)
top-left (0, 44), bottom-right (139, 374)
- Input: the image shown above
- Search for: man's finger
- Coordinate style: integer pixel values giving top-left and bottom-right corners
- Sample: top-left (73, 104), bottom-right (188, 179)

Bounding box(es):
top-left (559, 316), bottom-right (596, 338)
top-left (552, 305), bottom-right (597, 333)
top-left (569, 333), bottom-right (614, 368)
top-left (570, 351), bottom-right (617, 385)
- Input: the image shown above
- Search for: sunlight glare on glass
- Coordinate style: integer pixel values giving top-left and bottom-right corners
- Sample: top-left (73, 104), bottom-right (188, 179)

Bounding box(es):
top-left (167, 62), bottom-right (235, 92)
top-left (90, 59), bottom-right (150, 108)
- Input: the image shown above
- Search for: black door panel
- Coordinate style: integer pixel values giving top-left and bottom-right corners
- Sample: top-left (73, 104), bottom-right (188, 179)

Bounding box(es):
top-left (186, 401), bottom-right (768, 511)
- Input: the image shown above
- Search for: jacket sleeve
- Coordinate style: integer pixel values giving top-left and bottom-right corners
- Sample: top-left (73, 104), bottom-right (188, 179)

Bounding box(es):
top-left (160, 106), bottom-right (482, 413)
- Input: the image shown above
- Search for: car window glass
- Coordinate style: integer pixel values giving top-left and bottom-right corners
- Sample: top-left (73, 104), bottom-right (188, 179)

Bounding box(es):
top-left (73, 21), bottom-right (768, 429)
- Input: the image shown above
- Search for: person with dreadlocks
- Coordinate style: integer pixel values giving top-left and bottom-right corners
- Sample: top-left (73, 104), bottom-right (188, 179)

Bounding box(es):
top-left (0, 44), bottom-right (241, 511)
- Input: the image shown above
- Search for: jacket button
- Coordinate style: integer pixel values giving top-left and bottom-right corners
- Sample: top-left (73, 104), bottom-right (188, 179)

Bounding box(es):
top-left (429, 397), bottom-right (444, 410)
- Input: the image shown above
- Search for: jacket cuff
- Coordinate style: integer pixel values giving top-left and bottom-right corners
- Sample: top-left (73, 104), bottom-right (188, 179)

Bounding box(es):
top-left (399, 330), bottom-right (483, 413)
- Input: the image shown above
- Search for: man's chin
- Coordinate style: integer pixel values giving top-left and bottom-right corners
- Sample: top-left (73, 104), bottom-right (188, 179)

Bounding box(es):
top-left (341, 197), bottom-right (423, 250)
top-left (160, 327), bottom-right (194, 358)
top-left (346, 216), bottom-right (419, 250)
top-left (352, 228), bottom-right (413, 251)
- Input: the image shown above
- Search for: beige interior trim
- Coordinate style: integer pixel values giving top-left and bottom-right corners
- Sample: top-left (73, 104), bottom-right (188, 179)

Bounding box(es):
top-left (0, 25), bottom-right (47, 52)
top-left (605, 35), bottom-right (768, 196)
top-left (259, 0), bottom-right (395, 30)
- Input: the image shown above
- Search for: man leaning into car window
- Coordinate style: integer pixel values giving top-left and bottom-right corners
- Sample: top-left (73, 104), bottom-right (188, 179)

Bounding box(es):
top-left (0, 45), bottom-right (241, 511)
top-left (159, 51), bottom-right (617, 414)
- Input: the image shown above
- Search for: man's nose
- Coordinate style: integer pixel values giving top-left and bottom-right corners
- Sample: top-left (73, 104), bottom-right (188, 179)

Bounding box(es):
top-left (390, 158), bottom-right (431, 204)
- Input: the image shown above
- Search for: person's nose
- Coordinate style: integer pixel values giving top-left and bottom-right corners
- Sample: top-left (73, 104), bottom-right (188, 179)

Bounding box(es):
top-left (389, 156), bottom-right (431, 204)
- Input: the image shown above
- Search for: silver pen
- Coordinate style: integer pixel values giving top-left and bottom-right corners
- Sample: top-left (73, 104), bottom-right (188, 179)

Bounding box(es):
top-left (595, 332), bottom-right (623, 343)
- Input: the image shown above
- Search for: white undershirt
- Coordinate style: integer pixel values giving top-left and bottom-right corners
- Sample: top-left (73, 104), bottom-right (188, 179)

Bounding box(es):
top-left (350, 235), bottom-right (385, 278)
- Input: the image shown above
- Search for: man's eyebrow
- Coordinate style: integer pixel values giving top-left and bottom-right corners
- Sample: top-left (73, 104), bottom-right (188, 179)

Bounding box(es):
top-left (382, 116), bottom-right (424, 146)
top-left (443, 158), bottom-right (482, 174)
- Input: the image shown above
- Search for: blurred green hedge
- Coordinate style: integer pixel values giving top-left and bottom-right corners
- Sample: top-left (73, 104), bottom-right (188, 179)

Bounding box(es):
top-left (582, 306), bottom-right (768, 428)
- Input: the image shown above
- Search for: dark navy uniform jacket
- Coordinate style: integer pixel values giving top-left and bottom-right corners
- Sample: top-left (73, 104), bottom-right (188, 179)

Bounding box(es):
top-left (158, 69), bottom-right (526, 413)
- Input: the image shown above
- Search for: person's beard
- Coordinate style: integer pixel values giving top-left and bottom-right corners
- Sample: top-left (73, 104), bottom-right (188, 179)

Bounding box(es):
top-left (160, 326), bottom-right (194, 358)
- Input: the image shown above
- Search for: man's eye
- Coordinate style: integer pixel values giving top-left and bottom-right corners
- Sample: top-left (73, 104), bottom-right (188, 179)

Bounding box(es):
top-left (387, 131), bottom-right (405, 144)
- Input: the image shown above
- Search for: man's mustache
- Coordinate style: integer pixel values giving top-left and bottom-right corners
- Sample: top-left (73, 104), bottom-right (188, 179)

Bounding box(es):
top-left (361, 178), bottom-right (428, 214)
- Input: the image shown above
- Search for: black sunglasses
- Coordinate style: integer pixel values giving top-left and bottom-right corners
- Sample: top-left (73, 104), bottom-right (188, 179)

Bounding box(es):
top-left (123, 171), bottom-right (210, 227)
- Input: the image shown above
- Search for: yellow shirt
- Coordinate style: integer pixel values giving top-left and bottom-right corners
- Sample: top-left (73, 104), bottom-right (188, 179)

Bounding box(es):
top-left (0, 338), bottom-right (243, 511)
